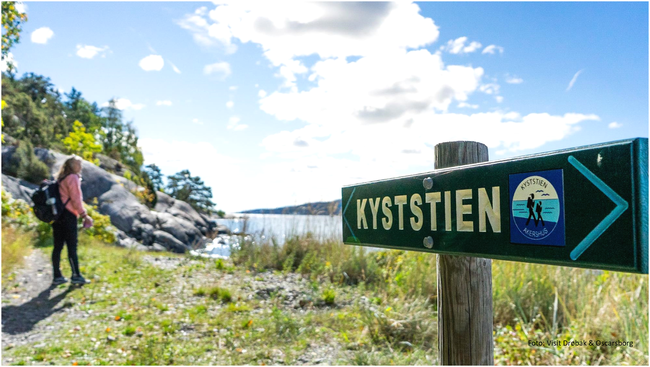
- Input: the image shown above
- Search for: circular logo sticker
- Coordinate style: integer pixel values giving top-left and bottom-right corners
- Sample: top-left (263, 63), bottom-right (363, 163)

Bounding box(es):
top-left (511, 175), bottom-right (561, 241)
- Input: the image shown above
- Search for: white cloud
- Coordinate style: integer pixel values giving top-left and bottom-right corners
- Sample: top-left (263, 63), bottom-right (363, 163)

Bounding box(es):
top-left (227, 116), bottom-right (248, 131)
top-left (156, 100), bottom-right (172, 106)
top-left (229, 86), bottom-right (238, 91)
top-left (479, 83), bottom-right (500, 95)
top-left (608, 121), bottom-right (623, 129)
top-left (169, 61), bottom-right (182, 74)
top-left (31, 27), bottom-right (54, 44)
top-left (192, 118), bottom-right (203, 125)
top-left (76, 45), bottom-right (110, 59)
top-left (482, 45), bottom-right (504, 54)
top-left (495, 96), bottom-right (504, 103)
top-left (566, 69), bottom-right (584, 91)
top-left (174, 2), bottom-right (604, 210)
top-left (204, 62), bottom-right (231, 78)
top-left (458, 102), bottom-right (479, 109)
top-left (177, 7), bottom-right (238, 53)
top-left (506, 75), bottom-right (523, 84)
top-left (442, 37), bottom-right (482, 54)
top-left (183, 2), bottom-right (438, 88)
top-left (101, 98), bottom-right (145, 111)
top-left (15, 2), bottom-right (27, 14)
top-left (226, 101), bottom-right (234, 108)
top-left (139, 55), bottom-right (164, 71)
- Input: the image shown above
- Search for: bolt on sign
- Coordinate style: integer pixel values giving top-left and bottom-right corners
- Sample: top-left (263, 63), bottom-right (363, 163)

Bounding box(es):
top-left (341, 138), bottom-right (648, 274)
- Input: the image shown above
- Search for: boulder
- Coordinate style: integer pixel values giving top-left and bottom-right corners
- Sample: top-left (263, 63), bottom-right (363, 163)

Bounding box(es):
top-left (153, 230), bottom-right (189, 253)
top-left (1, 174), bottom-right (37, 205)
top-left (1, 146), bottom-right (215, 254)
top-left (155, 192), bottom-right (214, 236)
top-left (153, 211), bottom-right (207, 247)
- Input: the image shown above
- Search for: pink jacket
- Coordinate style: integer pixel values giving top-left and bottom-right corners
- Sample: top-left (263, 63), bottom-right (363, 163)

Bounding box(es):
top-left (59, 174), bottom-right (86, 218)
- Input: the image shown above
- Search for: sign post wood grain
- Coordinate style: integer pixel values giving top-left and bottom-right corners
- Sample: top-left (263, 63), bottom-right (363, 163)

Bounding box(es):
top-left (435, 141), bottom-right (493, 365)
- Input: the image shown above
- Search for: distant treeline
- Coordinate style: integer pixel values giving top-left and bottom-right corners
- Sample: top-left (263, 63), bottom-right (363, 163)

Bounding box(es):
top-left (241, 200), bottom-right (342, 216)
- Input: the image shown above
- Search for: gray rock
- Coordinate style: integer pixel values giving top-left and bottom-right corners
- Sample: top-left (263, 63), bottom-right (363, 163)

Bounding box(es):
top-left (117, 237), bottom-right (149, 252)
top-left (215, 224), bottom-right (230, 235)
top-left (154, 211), bottom-right (206, 247)
top-left (155, 192), bottom-right (215, 236)
top-left (151, 243), bottom-right (167, 252)
top-left (1, 174), bottom-right (37, 205)
top-left (1, 146), bottom-right (215, 254)
top-left (153, 231), bottom-right (189, 253)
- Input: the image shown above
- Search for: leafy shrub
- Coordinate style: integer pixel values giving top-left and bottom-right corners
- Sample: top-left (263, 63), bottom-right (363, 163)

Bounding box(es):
top-left (2, 190), bottom-right (40, 229)
top-left (83, 201), bottom-right (117, 244)
top-left (321, 288), bottom-right (336, 305)
top-left (62, 120), bottom-right (101, 165)
top-left (7, 139), bottom-right (49, 184)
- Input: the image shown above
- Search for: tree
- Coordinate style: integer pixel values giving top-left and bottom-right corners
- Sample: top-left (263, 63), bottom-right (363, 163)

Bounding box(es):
top-left (1, 72), bottom-right (68, 148)
top-left (1, 2), bottom-right (28, 71)
top-left (144, 164), bottom-right (164, 191)
top-left (62, 120), bottom-right (101, 164)
top-left (166, 170), bottom-right (215, 214)
top-left (100, 99), bottom-right (125, 160)
top-left (64, 87), bottom-right (102, 133)
top-left (100, 99), bottom-right (144, 172)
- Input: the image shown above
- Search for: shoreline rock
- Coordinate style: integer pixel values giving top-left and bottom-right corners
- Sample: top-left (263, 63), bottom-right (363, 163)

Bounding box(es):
top-left (1, 145), bottom-right (216, 254)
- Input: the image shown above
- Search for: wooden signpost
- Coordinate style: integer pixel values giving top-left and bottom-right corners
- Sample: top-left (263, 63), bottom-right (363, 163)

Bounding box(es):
top-left (341, 138), bottom-right (648, 364)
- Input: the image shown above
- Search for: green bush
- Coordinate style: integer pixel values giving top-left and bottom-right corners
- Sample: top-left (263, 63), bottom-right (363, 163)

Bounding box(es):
top-left (193, 287), bottom-right (207, 297)
top-left (123, 326), bottom-right (136, 336)
top-left (215, 259), bottom-right (225, 270)
top-left (207, 286), bottom-right (232, 303)
top-left (8, 140), bottom-right (50, 184)
top-left (321, 288), bottom-right (336, 305)
top-left (83, 201), bottom-right (117, 244)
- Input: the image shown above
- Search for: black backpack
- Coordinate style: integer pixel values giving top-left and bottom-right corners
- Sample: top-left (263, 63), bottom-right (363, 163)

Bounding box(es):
top-left (31, 177), bottom-right (70, 223)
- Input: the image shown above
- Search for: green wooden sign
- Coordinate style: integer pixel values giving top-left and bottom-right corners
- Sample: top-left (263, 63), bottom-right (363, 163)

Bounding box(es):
top-left (342, 138), bottom-right (648, 274)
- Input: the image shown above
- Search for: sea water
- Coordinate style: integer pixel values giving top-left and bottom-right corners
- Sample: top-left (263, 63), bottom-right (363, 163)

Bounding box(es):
top-left (191, 214), bottom-right (342, 258)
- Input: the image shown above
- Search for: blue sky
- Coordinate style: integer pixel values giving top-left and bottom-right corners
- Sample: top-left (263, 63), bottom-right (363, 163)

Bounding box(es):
top-left (5, 1), bottom-right (648, 212)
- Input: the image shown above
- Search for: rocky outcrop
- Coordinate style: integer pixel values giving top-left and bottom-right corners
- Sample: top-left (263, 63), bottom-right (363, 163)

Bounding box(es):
top-left (1, 146), bottom-right (216, 253)
top-left (1, 174), bottom-right (37, 205)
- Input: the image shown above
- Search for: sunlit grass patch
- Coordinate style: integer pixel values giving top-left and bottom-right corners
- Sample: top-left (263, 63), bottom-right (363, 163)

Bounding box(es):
top-left (1, 224), bottom-right (34, 278)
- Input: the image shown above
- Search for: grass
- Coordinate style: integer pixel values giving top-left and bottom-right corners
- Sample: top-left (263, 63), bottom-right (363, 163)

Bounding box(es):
top-left (1, 225), bottom-right (33, 278)
top-left (1, 223), bottom-right (647, 365)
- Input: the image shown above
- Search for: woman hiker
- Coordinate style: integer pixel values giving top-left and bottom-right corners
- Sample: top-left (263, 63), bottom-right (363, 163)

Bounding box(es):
top-left (52, 155), bottom-right (93, 285)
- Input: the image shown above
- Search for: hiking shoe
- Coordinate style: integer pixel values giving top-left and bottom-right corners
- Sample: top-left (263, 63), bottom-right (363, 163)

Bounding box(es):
top-left (52, 276), bottom-right (68, 285)
top-left (71, 275), bottom-right (91, 285)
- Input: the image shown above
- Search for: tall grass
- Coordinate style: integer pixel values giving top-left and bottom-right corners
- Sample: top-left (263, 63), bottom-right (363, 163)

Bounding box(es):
top-left (1, 224), bottom-right (33, 277)
top-left (493, 260), bottom-right (648, 364)
top-left (231, 232), bottom-right (648, 365)
top-left (230, 232), bottom-right (437, 298)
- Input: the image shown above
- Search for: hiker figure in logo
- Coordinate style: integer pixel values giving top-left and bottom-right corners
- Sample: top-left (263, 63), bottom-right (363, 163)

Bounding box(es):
top-left (525, 193), bottom-right (536, 225)
top-left (536, 201), bottom-right (545, 226)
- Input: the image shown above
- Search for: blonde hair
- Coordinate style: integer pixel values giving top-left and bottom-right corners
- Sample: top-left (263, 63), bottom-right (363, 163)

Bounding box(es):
top-left (56, 155), bottom-right (83, 181)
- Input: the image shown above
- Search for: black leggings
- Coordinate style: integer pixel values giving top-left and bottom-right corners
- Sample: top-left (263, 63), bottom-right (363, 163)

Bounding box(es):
top-left (52, 209), bottom-right (81, 278)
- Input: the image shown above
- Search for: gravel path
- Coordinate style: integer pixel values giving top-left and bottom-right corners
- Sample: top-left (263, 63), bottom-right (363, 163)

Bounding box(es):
top-left (2, 250), bottom-right (349, 365)
top-left (1, 249), bottom-right (76, 359)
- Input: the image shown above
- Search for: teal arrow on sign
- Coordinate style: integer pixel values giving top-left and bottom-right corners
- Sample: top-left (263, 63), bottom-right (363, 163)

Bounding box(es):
top-left (341, 138), bottom-right (648, 274)
top-left (568, 156), bottom-right (629, 261)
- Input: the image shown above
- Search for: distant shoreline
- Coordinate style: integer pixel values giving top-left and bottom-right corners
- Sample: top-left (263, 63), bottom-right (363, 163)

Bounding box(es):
top-left (237, 199), bottom-right (342, 216)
